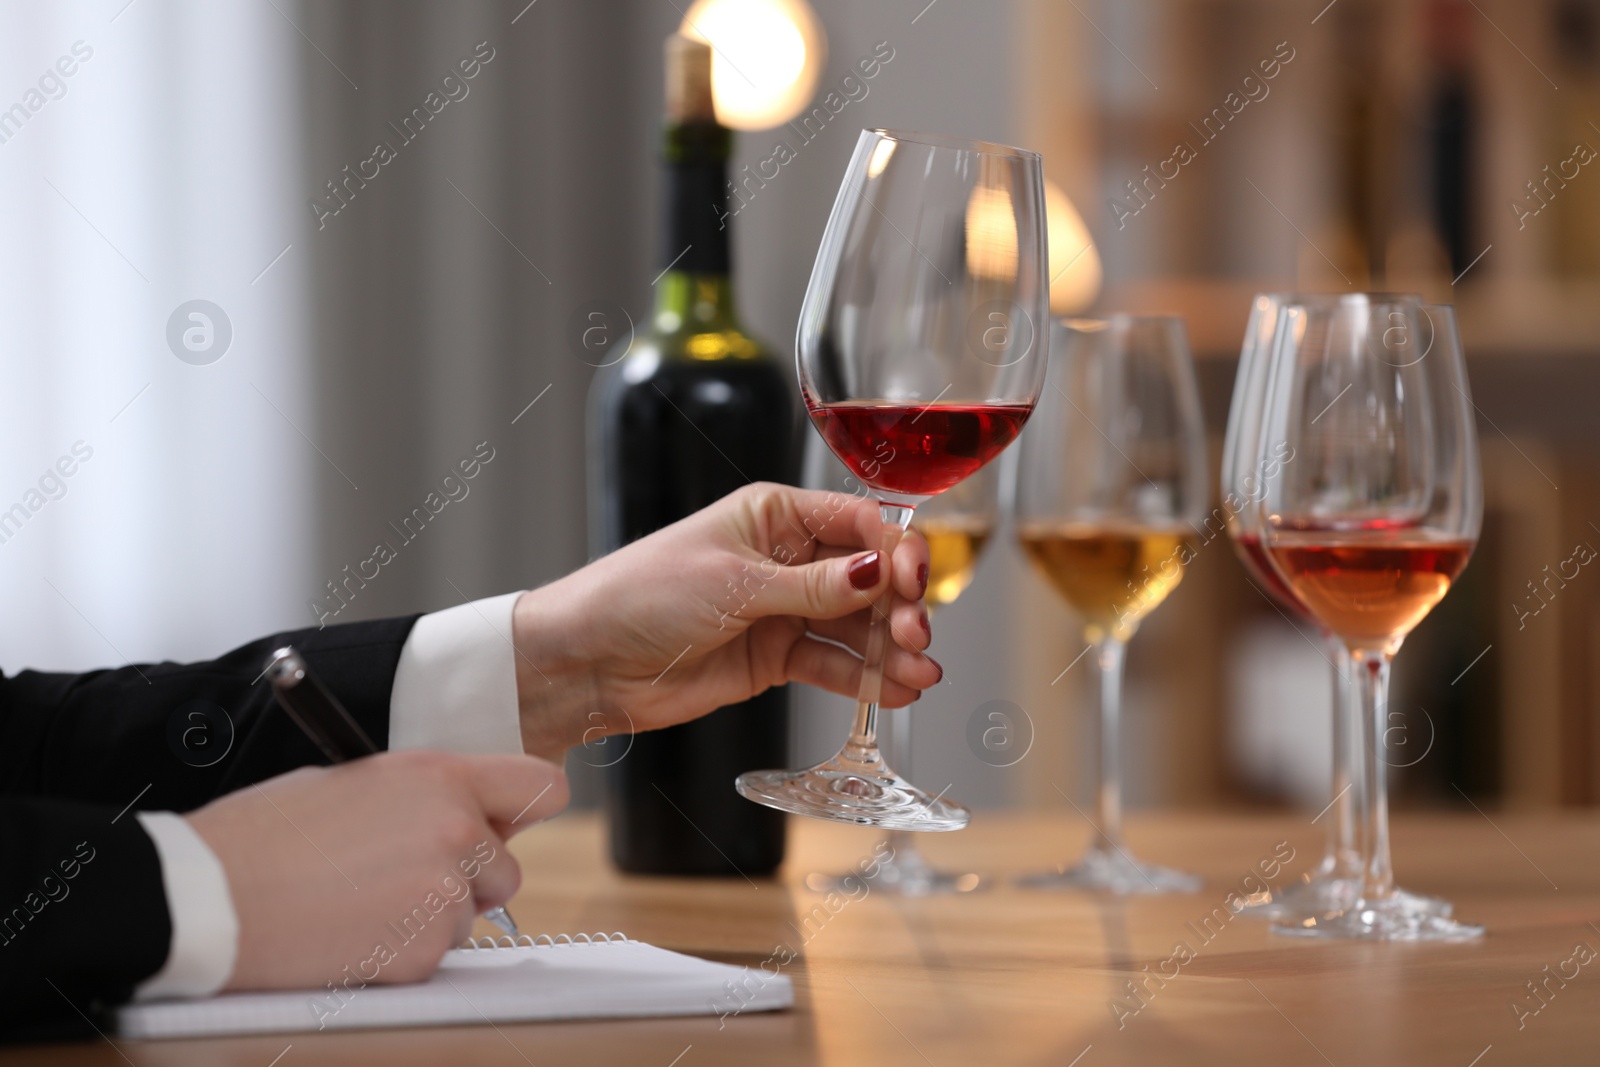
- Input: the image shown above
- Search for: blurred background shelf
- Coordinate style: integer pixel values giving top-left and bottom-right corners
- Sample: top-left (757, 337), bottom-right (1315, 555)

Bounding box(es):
top-left (2, 0), bottom-right (1595, 825)
top-left (1103, 276), bottom-right (1600, 360)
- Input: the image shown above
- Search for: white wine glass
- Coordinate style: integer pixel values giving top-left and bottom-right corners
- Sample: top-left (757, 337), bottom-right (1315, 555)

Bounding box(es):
top-left (1011, 315), bottom-right (1207, 893)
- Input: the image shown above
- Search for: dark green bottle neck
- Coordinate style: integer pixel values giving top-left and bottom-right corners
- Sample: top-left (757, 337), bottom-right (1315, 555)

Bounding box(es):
top-left (652, 271), bottom-right (741, 335)
top-left (651, 119), bottom-right (757, 354)
top-left (659, 119), bottom-right (731, 270)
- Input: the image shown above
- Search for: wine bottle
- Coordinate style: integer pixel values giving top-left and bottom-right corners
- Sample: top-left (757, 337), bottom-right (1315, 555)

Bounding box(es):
top-left (1422, 0), bottom-right (1477, 279)
top-left (586, 34), bottom-right (796, 876)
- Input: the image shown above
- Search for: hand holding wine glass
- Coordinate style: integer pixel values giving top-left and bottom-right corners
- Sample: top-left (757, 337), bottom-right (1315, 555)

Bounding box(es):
top-left (737, 129), bottom-right (1049, 831)
top-left (513, 481), bottom-right (939, 758)
top-left (806, 446), bottom-right (1002, 894)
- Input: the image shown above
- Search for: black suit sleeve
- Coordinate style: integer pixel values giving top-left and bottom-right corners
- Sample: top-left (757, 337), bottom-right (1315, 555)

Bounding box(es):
top-left (0, 615), bottom-right (420, 1044)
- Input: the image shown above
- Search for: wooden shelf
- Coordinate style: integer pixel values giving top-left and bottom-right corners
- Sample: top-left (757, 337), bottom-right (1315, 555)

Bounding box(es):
top-left (1096, 277), bottom-right (1600, 361)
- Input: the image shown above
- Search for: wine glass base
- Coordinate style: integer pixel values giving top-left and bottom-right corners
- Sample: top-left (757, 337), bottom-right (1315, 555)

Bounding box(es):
top-left (1237, 876), bottom-right (1453, 921)
top-left (1017, 848), bottom-right (1202, 895)
top-left (736, 756), bottom-right (970, 832)
top-left (807, 845), bottom-right (985, 897)
top-left (1271, 898), bottom-right (1483, 941)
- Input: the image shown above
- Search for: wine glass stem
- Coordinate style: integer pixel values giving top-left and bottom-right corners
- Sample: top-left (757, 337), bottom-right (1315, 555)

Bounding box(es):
top-left (846, 504), bottom-right (913, 753)
top-left (1093, 638), bottom-right (1127, 852)
top-left (1354, 649), bottom-right (1395, 903)
top-left (1327, 634), bottom-right (1359, 873)
top-left (883, 703), bottom-right (916, 861)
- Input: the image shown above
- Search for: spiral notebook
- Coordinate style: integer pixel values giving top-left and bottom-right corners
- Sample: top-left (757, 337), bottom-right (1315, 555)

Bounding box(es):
top-left (115, 933), bottom-right (792, 1039)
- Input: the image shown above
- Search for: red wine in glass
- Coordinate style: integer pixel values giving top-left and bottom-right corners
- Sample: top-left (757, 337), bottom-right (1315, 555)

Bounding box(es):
top-left (1231, 529), bottom-right (1316, 620)
top-left (808, 400), bottom-right (1032, 497)
top-left (736, 128), bottom-right (1049, 834)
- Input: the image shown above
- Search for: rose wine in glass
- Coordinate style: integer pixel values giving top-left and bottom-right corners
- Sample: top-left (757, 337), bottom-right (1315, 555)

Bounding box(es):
top-left (736, 129), bottom-right (1048, 831)
top-left (1011, 315), bottom-right (1207, 894)
top-left (1224, 293), bottom-right (1454, 921)
top-left (1269, 539), bottom-right (1474, 643)
top-left (1254, 298), bottom-right (1483, 941)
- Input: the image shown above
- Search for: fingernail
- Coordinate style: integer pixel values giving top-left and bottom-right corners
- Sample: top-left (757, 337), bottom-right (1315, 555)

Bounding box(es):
top-left (917, 563), bottom-right (929, 598)
top-left (847, 551), bottom-right (881, 590)
top-left (931, 657), bottom-right (944, 683)
top-left (919, 611), bottom-right (931, 638)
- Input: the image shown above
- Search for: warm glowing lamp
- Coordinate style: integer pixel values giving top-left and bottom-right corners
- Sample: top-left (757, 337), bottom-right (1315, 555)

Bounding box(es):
top-left (1044, 179), bottom-right (1102, 314)
top-left (680, 0), bottom-right (827, 130)
top-left (965, 183), bottom-right (1020, 282)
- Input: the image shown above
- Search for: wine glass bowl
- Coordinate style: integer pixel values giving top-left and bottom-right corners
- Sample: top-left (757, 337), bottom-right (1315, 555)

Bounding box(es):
top-left (1011, 315), bottom-right (1207, 894)
top-left (736, 128), bottom-right (1049, 831)
top-left (1252, 296), bottom-right (1484, 941)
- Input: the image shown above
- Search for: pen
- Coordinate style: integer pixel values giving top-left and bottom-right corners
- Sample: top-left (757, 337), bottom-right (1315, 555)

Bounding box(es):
top-left (263, 645), bottom-right (521, 939)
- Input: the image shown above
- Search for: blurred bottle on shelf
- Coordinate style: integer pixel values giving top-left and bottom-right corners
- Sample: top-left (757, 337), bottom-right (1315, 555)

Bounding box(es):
top-left (1549, 0), bottom-right (1600, 275)
top-left (1422, 0), bottom-right (1478, 282)
top-left (1306, 1), bottom-right (1382, 289)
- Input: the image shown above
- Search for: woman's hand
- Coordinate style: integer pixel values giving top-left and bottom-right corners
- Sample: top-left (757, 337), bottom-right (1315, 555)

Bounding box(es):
top-left (189, 750), bottom-right (568, 992)
top-left (512, 483), bottom-right (938, 758)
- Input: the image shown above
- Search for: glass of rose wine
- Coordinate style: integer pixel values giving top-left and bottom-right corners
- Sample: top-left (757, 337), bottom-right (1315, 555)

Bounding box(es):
top-left (807, 447), bottom-right (1000, 892)
top-left (1224, 293), bottom-right (1451, 921)
top-left (1254, 296), bottom-right (1483, 941)
top-left (1012, 315), bottom-right (1207, 893)
top-left (735, 129), bottom-right (1048, 831)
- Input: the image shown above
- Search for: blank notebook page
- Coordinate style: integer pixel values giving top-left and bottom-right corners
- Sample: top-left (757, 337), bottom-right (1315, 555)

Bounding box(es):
top-left (117, 936), bottom-right (792, 1039)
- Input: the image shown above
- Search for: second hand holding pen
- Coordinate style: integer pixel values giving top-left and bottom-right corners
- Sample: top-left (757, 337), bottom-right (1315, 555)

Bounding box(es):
top-left (263, 645), bottom-right (521, 938)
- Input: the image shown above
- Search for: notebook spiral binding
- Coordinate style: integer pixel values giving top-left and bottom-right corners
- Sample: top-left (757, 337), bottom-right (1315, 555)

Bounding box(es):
top-left (461, 931), bottom-right (631, 949)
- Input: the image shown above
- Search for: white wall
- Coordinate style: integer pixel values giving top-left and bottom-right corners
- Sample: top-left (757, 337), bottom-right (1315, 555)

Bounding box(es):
top-left (0, 0), bottom-right (310, 672)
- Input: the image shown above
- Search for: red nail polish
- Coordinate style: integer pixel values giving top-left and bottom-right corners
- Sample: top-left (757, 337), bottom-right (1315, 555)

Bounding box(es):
top-left (920, 611), bottom-right (931, 638)
top-left (917, 563), bottom-right (929, 597)
top-left (847, 551), bottom-right (881, 590)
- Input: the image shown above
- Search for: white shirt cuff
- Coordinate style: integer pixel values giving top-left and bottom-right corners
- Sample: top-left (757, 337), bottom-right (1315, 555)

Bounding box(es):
top-left (136, 594), bottom-right (525, 1002)
top-left (389, 590), bottom-right (526, 755)
top-left (132, 811), bottom-right (239, 1001)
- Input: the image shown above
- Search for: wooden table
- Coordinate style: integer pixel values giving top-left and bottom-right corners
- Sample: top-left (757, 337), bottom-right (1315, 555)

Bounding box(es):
top-left (11, 810), bottom-right (1600, 1065)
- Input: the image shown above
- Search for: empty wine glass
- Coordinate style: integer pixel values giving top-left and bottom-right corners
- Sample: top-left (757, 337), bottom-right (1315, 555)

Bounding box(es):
top-left (736, 129), bottom-right (1049, 831)
top-left (1011, 316), bottom-right (1206, 893)
top-left (1253, 297), bottom-right (1483, 940)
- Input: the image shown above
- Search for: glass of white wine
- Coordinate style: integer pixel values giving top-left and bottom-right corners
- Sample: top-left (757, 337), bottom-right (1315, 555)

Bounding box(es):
top-left (1011, 316), bottom-right (1208, 894)
top-left (807, 455), bottom-right (1000, 895)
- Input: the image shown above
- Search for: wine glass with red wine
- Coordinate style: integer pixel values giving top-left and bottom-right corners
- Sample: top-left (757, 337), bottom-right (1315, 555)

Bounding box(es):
top-left (735, 129), bottom-right (1048, 831)
top-left (1253, 296), bottom-right (1483, 940)
top-left (1223, 292), bottom-right (1450, 921)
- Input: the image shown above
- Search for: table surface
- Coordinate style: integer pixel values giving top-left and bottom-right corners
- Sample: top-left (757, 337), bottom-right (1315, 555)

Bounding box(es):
top-left (10, 810), bottom-right (1600, 1066)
